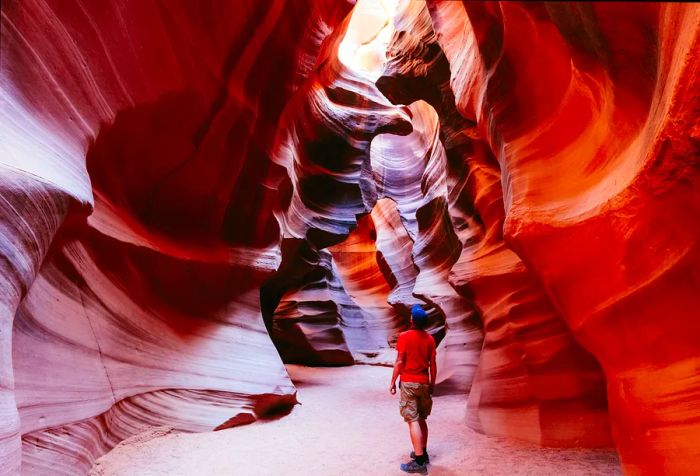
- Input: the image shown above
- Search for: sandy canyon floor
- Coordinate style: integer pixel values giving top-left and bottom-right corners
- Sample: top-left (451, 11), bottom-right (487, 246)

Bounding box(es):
top-left (90, 365), bottom-right (621, 476)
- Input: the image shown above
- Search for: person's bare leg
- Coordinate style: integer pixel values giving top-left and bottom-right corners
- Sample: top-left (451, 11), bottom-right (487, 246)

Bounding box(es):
top-left (407, 421), bottom-right (424, 455)
top-left (418, 419), bottom-right (428, 451)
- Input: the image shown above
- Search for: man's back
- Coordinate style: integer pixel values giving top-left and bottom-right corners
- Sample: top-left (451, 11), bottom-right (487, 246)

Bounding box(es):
top-left (397, 329), bottom-right (435, 384)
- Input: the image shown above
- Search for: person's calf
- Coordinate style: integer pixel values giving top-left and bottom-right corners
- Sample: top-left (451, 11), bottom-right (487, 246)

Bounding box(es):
top-left (407, 420), bottom-right (424, 455)
top-left (418, 419), bottom-right (428, 448)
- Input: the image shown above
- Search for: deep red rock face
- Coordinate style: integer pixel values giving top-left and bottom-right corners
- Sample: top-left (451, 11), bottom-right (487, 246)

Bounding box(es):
top-left (1, 0), bottom-right (698, 474)
top-left (428, 0), bottom-right (700, 472)
top-left (377, 0), bottom-right (611, 448)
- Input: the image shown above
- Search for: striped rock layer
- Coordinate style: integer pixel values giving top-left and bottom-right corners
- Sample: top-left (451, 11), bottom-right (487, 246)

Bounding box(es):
top-left (378, 0), bottom-right (611, 448)
top-left (425, 1), bottom-right (699, 474)
top-left (1, 0), bottom-right (352, 473)
top-left (1, 1), bottom-right (698, 475)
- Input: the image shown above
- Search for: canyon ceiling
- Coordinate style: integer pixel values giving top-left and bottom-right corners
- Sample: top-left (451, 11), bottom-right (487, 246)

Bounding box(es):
top-left (1, 0), bottom-right (698, 475)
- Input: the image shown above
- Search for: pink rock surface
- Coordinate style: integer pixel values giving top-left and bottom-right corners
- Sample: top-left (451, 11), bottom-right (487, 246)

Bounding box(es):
top-left (1, 0), bottom-right (352, 473)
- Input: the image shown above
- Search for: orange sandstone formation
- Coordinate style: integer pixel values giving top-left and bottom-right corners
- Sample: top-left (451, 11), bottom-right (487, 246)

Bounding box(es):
top-left (427, 1), bottom-right (700, 472)
top-left (379, 0), bottom-right (611, 447)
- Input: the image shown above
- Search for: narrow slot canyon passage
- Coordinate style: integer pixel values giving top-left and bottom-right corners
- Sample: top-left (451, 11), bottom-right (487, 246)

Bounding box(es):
top-left (1, 0), bottom-right (699, 475)
top-left (89, 365), bottom-right (620, 476)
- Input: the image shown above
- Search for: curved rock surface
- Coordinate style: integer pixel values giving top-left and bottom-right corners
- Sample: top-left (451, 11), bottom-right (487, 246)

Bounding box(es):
top-left (427, 0), bottom-right (700, 472)
top-left (1, 0), bottom-right (352, 473)
top-left (265, 0), bottom-right (482, 385)
top-left (378, 0), bottom-right (610, 447)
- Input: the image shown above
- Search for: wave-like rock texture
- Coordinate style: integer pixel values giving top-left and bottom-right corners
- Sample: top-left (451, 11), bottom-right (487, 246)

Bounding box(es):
top-left (371, 99), bottom-right (483, 393)
top-left (271, 249), bottom-right (354, 366)
top-left (428, 1), bottom-right (700, 473)
top-left (379, 0), bottom-right (610, 447)
top-left (327, 214), bottom-right (407, 349)
top-left (1, 0), bottom-right (353, 473)
top-left (265, 2), bottom-right (482, 383)
top-left (259, 7), bottom-right (412, 367)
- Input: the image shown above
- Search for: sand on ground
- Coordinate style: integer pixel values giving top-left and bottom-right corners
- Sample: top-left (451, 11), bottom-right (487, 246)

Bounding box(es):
top-left (90, 365), bottom-right (621, 476)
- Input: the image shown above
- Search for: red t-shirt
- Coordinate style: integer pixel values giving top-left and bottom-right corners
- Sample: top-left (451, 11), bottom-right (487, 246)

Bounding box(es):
top-left (396, 329), bottom-right (436, 384)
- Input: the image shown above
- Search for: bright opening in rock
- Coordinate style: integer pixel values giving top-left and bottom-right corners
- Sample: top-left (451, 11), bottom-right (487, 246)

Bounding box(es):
top-left (338, 0), bottom-right (399, 79)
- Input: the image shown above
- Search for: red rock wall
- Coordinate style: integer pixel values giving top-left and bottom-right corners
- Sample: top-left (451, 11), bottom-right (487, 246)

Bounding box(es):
top-left (270, 248), bottom-right (355, 366)
top-left (377, 0), bottom-right (611, 447)
top-left (428, 0), bottom-right (700, 472)
top-left (1, 0), bottom-right (352, 473)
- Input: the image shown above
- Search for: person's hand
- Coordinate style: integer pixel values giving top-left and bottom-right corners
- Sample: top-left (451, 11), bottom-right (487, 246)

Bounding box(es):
top-left (428, 383), bottom-right (434, 395)
top-left (389, 383), bottom-right (396, 395)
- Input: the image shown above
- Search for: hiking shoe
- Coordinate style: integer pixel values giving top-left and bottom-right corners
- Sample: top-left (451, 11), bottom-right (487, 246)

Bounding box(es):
top-left (410, 451), bottom-right (430, 464)
top-left (401, 459), bottom-right (428, 475)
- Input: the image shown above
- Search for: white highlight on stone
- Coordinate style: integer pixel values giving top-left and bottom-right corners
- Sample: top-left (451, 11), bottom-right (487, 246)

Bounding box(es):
top-left (338, 0), bottom-right (399, 80)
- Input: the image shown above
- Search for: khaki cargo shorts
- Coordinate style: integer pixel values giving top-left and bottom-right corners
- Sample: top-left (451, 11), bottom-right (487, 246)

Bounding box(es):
top-left (399, 382), bottom-right (432, 422)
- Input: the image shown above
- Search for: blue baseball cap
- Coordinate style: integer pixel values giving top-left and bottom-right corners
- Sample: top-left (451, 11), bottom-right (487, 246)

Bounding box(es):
top-left (411, 304), bottom-right (428, 326)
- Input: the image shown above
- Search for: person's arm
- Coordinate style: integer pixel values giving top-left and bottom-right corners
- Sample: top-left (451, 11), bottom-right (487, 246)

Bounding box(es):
top-left (429, 344), bottom-right (437, 395)
top-left (390, 335), bottom-right (405, 395)
top-left (390, 351), bottom-right (405, 395)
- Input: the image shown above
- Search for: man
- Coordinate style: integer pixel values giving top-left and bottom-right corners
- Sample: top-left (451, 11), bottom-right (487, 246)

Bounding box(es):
top-left (389, 304), bottom-right (437, 475)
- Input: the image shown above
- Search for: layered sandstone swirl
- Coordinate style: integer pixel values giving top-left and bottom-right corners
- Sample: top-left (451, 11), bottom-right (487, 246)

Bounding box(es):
top-left (1, 0), bottom-right (698, 474)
